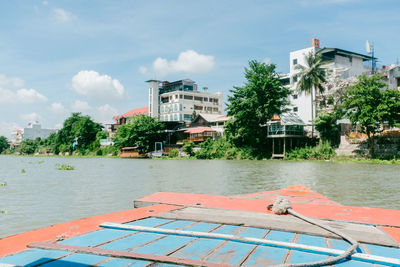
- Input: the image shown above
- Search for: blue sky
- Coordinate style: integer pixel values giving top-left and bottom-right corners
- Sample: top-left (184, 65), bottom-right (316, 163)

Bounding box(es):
top-left (0, 0), bottom-right (399, 138)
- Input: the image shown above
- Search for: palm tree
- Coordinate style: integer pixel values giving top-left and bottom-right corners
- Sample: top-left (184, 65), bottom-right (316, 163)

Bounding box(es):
top-left (294, 51), bottom-right (327, 137)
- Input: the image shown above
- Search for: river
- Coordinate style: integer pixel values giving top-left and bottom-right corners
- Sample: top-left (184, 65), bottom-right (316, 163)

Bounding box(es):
top-left (0, 155), bottom-right (399, 238)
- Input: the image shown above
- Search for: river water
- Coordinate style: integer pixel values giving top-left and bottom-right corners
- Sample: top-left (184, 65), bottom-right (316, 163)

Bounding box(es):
top-left (0, 156), bottom-right (399, 238)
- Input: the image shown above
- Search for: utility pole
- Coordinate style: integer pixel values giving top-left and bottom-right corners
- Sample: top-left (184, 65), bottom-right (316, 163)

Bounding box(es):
top-left (366, 40), bottom-right (375, 74)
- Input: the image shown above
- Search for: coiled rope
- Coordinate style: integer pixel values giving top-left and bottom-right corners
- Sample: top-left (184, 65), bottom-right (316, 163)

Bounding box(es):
top-left (269, 196), bottom-right (360, 267)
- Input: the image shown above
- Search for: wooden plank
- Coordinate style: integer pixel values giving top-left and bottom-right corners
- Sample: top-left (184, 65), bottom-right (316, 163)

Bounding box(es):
top-left (98, 223), bottom-right (400, 266)
top-left (0, 204), bottom-right (181, 257)
top-left (154, 207), bottom-right (399, 247)
top-left (134, 192), bottom-right (400, 229)
top-left (27, 242), bottom-right (234, 267)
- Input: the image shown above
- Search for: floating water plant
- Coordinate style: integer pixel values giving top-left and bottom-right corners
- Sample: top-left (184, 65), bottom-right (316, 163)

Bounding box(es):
top-left (0, 181), bottom-right (6, 186)
top-left (56, 164), bottom-right (75, 170)
top-left (1, 210), bottom-right (8, 214)
top-left (38, 160), bottom-right (45, 164)
top-left (21, 169), bottom-right (26, 173)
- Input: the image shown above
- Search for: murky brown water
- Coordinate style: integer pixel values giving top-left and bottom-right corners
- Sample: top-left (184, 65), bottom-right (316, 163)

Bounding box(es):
top-left (1, 156), bottom-right (399, 237)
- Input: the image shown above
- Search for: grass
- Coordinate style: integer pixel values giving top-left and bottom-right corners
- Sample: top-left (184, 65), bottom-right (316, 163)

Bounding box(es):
top-left (55, 164), bottom-right (75, 170)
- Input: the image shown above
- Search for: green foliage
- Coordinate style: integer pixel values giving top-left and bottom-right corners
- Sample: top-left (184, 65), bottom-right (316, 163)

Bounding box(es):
top-left (182, 140), bottom-right (196, 156)
top-left (314, 113), bottom-right (340, 146)
top-left (56, 164), bottom-right (75, 170)
top-left (54, 113), bottom-right (102, 153)
top-left (194, 138), bottom-right (256, 160)
top-left (294, 51), bottom-right (327, 95)
top-left (114, 115), bottom-right (164, 152)
top-left (21, 169), bottom-right (26, 173)
top-left (0, 136), bottom-right (9, 154)
top-left (93, 131), bottom-right (108, 148)
top-left (0, 181), bottom-right (7, 186)
top-left (18, 139), bottom-right (39, 154)
top-left (286, 142), bottom-right (335, 160)
top-left (168, 148), bottom-right (179, 158)
top-left (343, 75), bottom-right (400, 157)
top-left (225, 60), bottom-right (291, 155)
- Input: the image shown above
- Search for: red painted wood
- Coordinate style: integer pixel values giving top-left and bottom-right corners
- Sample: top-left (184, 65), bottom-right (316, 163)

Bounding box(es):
top-left (28, 241), bottom-right (233, 267)
top-left (136, 191), bottom-right (400, 228)
top-left (0, 204), bottom-right (180, 257)
top-left (380, 226), bottom-right (400, 244)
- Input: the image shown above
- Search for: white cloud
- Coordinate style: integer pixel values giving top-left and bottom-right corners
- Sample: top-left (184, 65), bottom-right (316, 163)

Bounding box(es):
top-left (96, 104), bottom-right (118, 124)
top-left (139, 66), bottom-right (148, 74)
top-left (20, 112), bottom-right (41, 122)
top-left (0, 87), bottom-right (47, 103)
top-left (0, 122), bottom-right (22, 139)
top-left (53, 8), bottom-right (72, 22)
top-left (42, 1), bottom-right (48, 5)
top-left (153, 50), bottom-right (215, 76)
top-left (0, 74), bottom-right (24, 88)
top-left (71, 100), bottom-right (91, 112)
top-left (50, 102), bottom-right (67, 114)
top-left (72, 70), bottom-right (126, 101)
top-left (16, 88), bottom-right (48, 103)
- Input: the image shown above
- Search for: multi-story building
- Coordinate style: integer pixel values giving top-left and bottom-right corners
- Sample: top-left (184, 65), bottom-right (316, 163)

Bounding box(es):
top-left (288, 39), bottom-right (374, 130)
top-left (147, 79), bottom-right (223, 123)
top-left (23, 122), bottom-right (56, 140)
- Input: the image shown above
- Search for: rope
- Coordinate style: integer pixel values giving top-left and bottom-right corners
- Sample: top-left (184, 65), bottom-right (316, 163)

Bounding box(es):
top-left (270, 196), bottom-right (360, 267)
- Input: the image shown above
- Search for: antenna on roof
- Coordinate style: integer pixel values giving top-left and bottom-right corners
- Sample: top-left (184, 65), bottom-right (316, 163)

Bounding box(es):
top-left (366, 40), bottom-right (376, 74)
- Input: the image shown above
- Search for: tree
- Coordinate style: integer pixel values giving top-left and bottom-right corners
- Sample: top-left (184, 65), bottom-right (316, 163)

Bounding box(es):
top-left (18, 139), bottom-right (39, 154)
top-left (54, 113), bottom-right (102, 153)
top-left (225, 60), bottom-right (291, 155)
top-left (294, 51), bottom-right (327, 137)
top-left (113, 115), bottom-right (164, 152)
top-left (343, 74), bottom-right (400, 157)
top-left (314, 113), bottom-right (340, 146)
top-left (0, 136), bottom-right (9, 154)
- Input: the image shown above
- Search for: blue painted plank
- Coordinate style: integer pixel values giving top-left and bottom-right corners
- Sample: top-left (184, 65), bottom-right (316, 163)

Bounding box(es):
top-left (296, 234), bottom-right (325, 248)
top-left (158, 220), bottom-right (195, 230)
top-left (0, 249), bottom-right (68, 267)
top-left (206, 227), bottom-right (267, 265)
top-left (170, 223), bottom-right (234, 260)
top-left (125, 217), bottom-right (172, 227)
top-left (289, 250), bottom-right (328, 264)
top-left (246, 245), bottom-right (288, 266)
top-left (100, 232), bottom-right (164, 251)
top-left (60, 229), bottom-right (133, 247)
top-left (265, 230), bottom-right (295, 243)
top-left (336, 259), bottom-right (374, 266)
top-left (97, 258), bottom-right (149, 267)
top-left (134, 223), bottom-right (240, 257)
top-left (365, 243), bottom-right (400, 258)
top-left (41, 253), bottom-right (107, 266)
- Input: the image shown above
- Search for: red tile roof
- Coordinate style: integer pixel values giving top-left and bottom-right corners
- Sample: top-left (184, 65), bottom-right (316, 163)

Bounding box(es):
top-left (184, 126), bottom-right (216, 134)
top-left (113, 107), bottom-right (148, 120)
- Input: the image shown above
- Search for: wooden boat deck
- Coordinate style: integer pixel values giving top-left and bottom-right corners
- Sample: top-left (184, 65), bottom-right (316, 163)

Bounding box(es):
top-left (1, 185), bottom-right (399, 266)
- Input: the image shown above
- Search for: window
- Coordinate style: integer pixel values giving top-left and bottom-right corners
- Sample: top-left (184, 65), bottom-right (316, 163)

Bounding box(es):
top-left (293, 58), bottom-right (298, 65)
top-left (293, 94), bottom-right (298, 99)
top-left (174, 114), bottom-right (178, 121)
top-left (184, 114), bottom-right (192, 121)
top-left (292, 76), bottom-right (298, 83)
top-left (293, 107), bottom-right (298, 112)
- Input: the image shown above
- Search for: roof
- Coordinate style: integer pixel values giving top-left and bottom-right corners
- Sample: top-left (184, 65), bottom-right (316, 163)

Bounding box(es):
top-left (269, 112), bottom-right (305, 125)
top-left (318, 47), bottom-right (375, 61)
top-left (113, 107), bottom-right (148, 120)
top-left (184, 126), bottom-right (216, 134)
top-left (196, 113), bottom-right (230, 123)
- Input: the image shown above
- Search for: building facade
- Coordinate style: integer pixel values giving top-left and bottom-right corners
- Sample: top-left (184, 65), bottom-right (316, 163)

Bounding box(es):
top-left (147, 79), bottom-right (223, 123)
top-left (288, 39), bottom-right (373, 130)
top-left (23, 122), bottom-right (56, 140)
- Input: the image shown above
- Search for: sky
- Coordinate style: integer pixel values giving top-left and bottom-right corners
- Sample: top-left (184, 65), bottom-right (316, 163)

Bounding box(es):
top-left (0, 0), bottom-right (399, 138)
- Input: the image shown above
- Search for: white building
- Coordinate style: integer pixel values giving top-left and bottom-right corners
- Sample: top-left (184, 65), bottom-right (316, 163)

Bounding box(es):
top-left (288, 39), bottom-right (373, 130)
top-left (147, 79), bottom-right (223, 123)
top-left (23, 122), bottom-right (56, 140)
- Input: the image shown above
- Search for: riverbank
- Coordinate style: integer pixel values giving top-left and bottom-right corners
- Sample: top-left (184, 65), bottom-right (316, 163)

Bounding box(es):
top-left (3, 153), bottom-right (400, 165)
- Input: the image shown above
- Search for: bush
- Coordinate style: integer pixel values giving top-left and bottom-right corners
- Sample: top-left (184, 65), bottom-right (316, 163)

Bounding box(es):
top-left (194, 138), bottom-right (256, 160)
top-left (286, 142), bottom-right (335, 160)
top-left (168, 148), bottom-right (179, 158)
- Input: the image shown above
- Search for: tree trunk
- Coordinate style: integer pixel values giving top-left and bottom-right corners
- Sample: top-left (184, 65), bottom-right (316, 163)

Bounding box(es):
top-left (367, 132), bottom-right (375, 158)
top-left (311, 86), bottom-right (314, 138)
